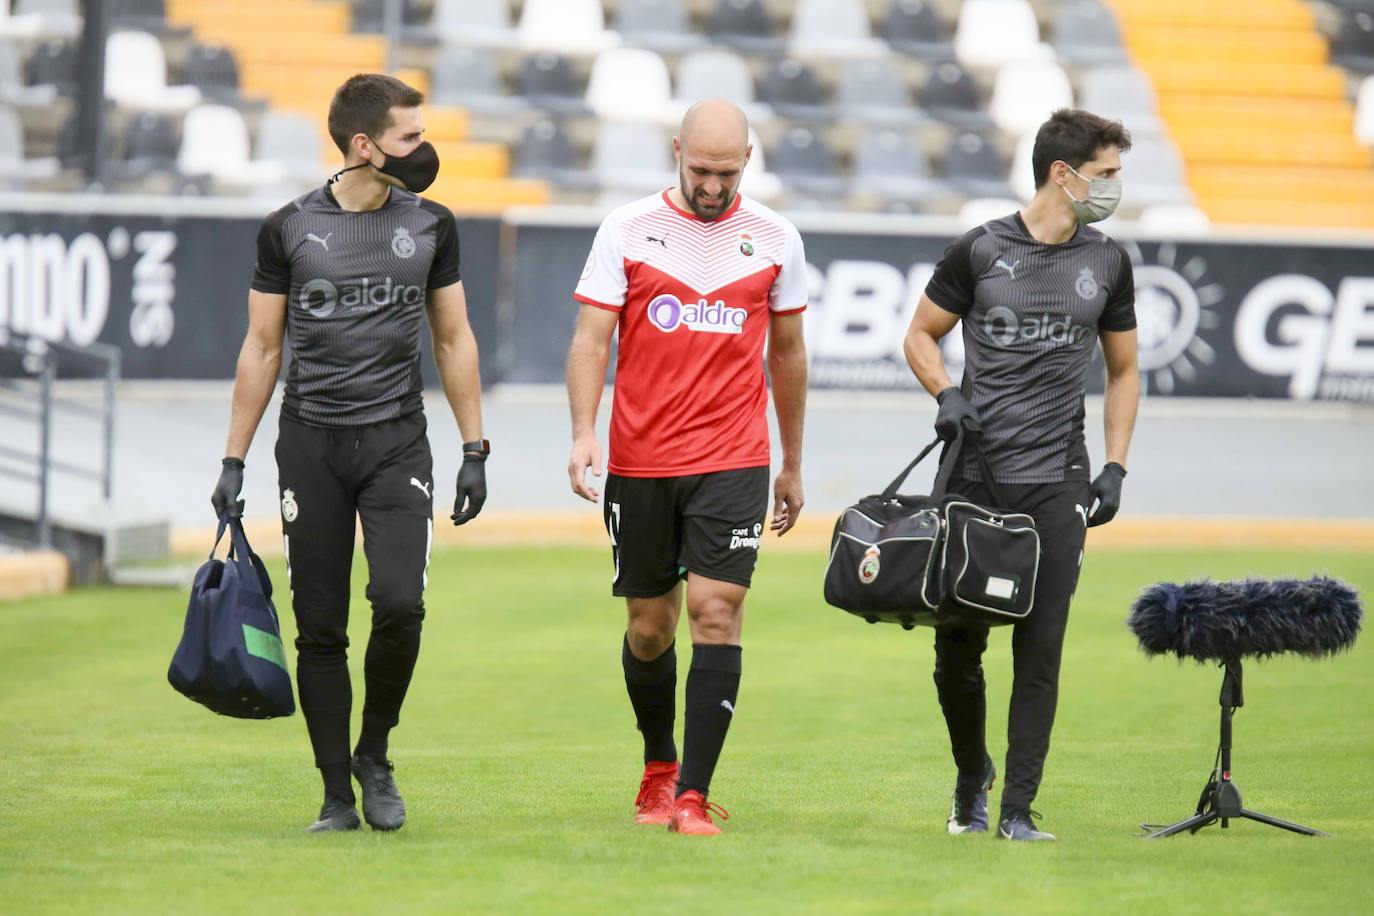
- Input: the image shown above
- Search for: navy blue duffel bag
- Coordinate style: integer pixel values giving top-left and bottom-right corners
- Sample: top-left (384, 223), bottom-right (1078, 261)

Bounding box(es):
top-left (168, 513), bottom-right (295, 719)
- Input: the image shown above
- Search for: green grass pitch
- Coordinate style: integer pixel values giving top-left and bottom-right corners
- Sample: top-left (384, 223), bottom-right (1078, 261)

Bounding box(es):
top-left (2, 545), bottom-right (1372, 914)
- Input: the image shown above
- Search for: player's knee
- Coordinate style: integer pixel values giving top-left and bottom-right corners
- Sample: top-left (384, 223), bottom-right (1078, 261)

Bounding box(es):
top-left (689, 596), bottom-right (741, 643)
top-left (369, 582), bottom-right (425, 631)
top-left (627, 616), bottom-right (674, 656)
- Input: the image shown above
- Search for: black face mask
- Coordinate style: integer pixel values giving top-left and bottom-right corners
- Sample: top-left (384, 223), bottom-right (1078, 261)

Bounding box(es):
top-left (331, 138), bottom-right (440, 193)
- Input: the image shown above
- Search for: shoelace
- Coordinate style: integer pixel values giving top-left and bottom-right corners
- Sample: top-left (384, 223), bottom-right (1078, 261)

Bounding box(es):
top-left (695, 798), bottom-right (730, 822)
top-left (636, 772), bottom-right (675, 810)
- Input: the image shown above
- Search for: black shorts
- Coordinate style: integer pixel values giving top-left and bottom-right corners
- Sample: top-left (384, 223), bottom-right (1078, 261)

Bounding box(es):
top-left (603, 466), bottom-right (770, 597)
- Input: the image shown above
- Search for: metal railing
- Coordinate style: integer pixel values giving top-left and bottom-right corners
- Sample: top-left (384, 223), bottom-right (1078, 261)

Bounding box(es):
top-left (0, 333), bottom-right (120, 548)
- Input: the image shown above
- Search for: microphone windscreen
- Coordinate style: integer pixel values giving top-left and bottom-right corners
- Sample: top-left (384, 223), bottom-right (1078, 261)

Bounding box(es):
top-left (1128, 577), bottom-right (1362, 662)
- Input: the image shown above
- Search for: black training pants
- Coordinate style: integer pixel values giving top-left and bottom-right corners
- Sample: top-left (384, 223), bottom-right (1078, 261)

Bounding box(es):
top-left (932, 476), bottom-right (1092, 812)
top-left (276, 412), bottom-right (434, 768)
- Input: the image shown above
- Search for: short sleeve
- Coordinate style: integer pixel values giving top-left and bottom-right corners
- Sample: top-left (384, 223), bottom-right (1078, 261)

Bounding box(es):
top-left (573, 215), bottom-right (628, 310)
top-left (426, 203), bottom-right (462, 289)
top-left (768, 221), bottom-right (808, 314)
top-left (1099, 242), bottom-right (1137, 332)
top-left (250, 211), bottom-right (291, 294)
top-left (923, 227), bottom-right (983, 316)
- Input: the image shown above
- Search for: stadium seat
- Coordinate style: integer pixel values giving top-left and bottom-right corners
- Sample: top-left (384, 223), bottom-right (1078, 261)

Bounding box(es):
top-left (851, 128), bottom-right (940, 203)
top-left (0, 2), bottom-right (44, 38)
top-left (351, 0), bottom-right (426, 34)
top-left (989, 60), bottom-right (1074, 137)
top-left (954, 0), bottom-right (1052, 68)
top-left (183, 42), bottom-right (240, 103)
top-left (1118, 136), bottom-right (1194, 208)
top-left (13, 0), bottom-right (81, 37)
top-left (116, 109), bottom-right (179, 179)
top-left (790, 0), bottom-right (887, 58)
top-left (519, 52), bottom-right (590, 117)
top-left (431, 46), bottom-right (527, 116)
top-left (708, 0), bottom-right (785, 55)
top-left (0, 37), bottom-right (54, 106)
top-left (27, 38), bottom-right (75, 96)
top-left (1051, 0), bottom-right (1127, 65)
top-left (943, 130), bottom-right (1014, 199)
top-left (518, 0), bottom-right (618, 54)
top-left (427, 0), bottom-right (516, 48)
top-left (675, 49), bottom-right (759, 111)
top-left (957, 196), bottom-right (1022, 229)
top-left (110, 0), bottom-right (166, 32)
top-left (1137, 202), bottom-right (1211, 236)
top-left (1009, 132), bottom-right (1037, 202)
top-left (591, 120), bottom-right (673, 193)
top-left (0, 104), bottom-right (59, 180)
top-left (105, 29), bottom-right (201, 111)
top-left (513, 117), bottom-right (595, 189)
top-left (884, 0), bottom-right (953, 60)
top-left (922, 60), bottom-right (992, 130)
top-left (770, 125), bottom-right (847, 197)
top-left (254, 110), bottom-right (324, 185)
top-left (760, 57), bottom-right (833, 122)
top-left (1331, 8), bottom-right (1374, 74)
top-left (836, 59), bottom-right (924, 126)
top-left (1357, 74), bottom-right (1374, 145)
top-left (585, 48), bottom-right (673, 124)
top-left (1078, 64), bottom-right (1162, 135)
top-left (739, 126), bottom-right (782, 202)
top-left (178, 103), bottom-right (280, 187)
top-left (616, 0), bottom-right (703, 54)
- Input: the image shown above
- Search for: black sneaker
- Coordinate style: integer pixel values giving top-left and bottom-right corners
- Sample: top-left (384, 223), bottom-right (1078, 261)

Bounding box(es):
top-left (306, 795), bottom-right (361, 833)
top-left (997, 808), bottom-right (1055, 841)
top-left (947, 757), bottom-right (996, 835)
top-left (351, 754), bottom-right (406, 831)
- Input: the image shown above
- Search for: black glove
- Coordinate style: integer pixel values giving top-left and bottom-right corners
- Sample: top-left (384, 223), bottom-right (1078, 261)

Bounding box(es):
top-left (451, 442), bottom-right (488, 525)
top-left (211, 457), bottom-right (244, 518)
top-left (934, 386), bottom-right (981, 441)
top-left (1087, 462), bottom-right (1127, 527)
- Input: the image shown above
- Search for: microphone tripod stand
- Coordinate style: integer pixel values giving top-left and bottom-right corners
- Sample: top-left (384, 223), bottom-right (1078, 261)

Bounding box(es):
top-left (1145, 658), bottom-right (1329, 839)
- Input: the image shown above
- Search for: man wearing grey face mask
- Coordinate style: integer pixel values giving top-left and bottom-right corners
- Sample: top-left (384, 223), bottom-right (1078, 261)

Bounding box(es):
top-left (901, 108), bottom-right (1139, 841)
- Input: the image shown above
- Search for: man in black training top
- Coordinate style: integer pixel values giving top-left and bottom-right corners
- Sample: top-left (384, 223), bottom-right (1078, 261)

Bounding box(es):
top-left (903, 108), bottom-right (1139, 841)
top-left (211, 73), bottom-right (489, 833)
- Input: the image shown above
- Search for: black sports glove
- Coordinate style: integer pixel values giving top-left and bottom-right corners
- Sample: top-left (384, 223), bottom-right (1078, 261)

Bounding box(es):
top-left (211, 457), bottom-right (244, 518)
top-left (934, 386), bottom-right (981, 441)
top-left (451, 444), bottom-right (488, 526)
top-left (1087, 462), bottom-right (1127, 527)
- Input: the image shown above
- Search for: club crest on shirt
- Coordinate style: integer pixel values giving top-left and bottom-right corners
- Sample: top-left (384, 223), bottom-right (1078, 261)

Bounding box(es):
top-left (1075, 266), bottom-right (1098, 300)
top-left (281, 488), bottom-right (299, 523)
top-left (392, 226), bottom-right (416, 259)
top-left (739, 234), bottom-right (754, 257)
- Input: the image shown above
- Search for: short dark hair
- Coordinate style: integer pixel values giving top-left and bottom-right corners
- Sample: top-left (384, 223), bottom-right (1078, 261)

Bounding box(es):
top-left (1031, 108), bottom-right (1132, 189)
top-left (327, 73), bottom-right (425, 156)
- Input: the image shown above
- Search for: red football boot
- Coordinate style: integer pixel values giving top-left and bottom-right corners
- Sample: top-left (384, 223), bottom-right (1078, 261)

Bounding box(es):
top-left (668, 790), bottom-right (729, 835)
top-left (634, 760), bottom-right (679, 825)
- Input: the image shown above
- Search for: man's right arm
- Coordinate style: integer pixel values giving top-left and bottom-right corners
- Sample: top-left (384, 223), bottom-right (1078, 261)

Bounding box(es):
top-left (566, 303), bottom-right (620, 502)
top-left (225, 290), bottom-right (287, 459)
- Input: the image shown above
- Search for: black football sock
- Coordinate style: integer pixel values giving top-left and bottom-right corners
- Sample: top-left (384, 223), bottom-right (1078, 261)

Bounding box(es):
top-left (623, 635), bottom-right (677, 764)
top-left (321, 762), bottom-right (355, 805)
top-left (677, 644), bottom-right (742, 798)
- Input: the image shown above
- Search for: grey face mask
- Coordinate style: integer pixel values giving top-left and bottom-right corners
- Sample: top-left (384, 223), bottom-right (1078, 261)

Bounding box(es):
top-left (1061, 162), bottom-right (1121, 223)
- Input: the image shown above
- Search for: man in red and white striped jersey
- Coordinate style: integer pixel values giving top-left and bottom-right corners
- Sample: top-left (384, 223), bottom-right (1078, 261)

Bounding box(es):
top-left (566, 98), bottom-right (808, 835)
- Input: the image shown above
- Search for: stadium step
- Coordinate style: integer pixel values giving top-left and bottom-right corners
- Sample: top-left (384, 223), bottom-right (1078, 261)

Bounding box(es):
top-left (1157, 97), bottom-right (1356, 137)
top-left (1124, 25), bottom-right (1328, 66)
top-left (424, 177), bottom-right (551, 213)
top-left (1166, 128), bottom-right (1372, 169)
top-left (166, 0), bottom-right (352, 33)
top-left (1199, 197), bottom-right (1374, 229)
top-left (1187, 165), bottom-right (1374, 204)
top-left (1131, 59), bottom-right (1346, 99)
top-left (1106, 0), bottom-right (1314, 30)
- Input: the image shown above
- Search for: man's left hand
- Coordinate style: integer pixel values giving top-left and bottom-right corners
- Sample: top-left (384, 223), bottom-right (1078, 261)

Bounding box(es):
top-left (452, 456), bottom-right (487, 525)
top-left (771, 467), bottom-right (804, 536)
top-left (1087, 462), bottom-right (1127, 527)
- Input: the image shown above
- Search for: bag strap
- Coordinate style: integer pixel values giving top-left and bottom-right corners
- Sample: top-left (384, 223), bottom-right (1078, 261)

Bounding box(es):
top-left (883, 420), bottom-right (1010, 506)
top-left (881, 435), bottom-right (944, 498)
top-left (210, 513), bottom-right (232, 560)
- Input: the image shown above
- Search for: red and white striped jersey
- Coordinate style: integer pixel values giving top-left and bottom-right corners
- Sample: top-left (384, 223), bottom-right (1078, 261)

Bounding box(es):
top-left (574, 189), bottom-right (808, 477)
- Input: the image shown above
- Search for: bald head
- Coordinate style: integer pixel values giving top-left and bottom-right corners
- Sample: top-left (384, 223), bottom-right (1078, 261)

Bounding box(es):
top-left (673, 98), bottom-right (752, 220)
top-left (679, 98), bottom-right (750, 157)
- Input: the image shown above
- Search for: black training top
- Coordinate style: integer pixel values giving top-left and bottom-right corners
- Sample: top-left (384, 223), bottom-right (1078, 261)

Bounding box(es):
top-left (925, 213), bottom-right (1136, 484)
top-left (251, 184), bottom-right (461, 427)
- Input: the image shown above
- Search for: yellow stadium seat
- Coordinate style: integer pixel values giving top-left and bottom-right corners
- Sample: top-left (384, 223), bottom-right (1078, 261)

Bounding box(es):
top-left (1124, 27), bottom-right (1326, 66)
top-left (424, 178), bottom-right (552, 214)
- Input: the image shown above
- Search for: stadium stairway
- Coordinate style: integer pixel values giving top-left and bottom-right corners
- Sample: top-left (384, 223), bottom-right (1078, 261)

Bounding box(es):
top-left (163, 0), bottom-right (549, 213)
top-left (1107, 0), bottom-right (1374, 229)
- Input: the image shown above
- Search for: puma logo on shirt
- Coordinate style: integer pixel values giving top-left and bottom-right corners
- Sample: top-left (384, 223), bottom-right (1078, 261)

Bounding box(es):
top-left (994, 257), bottom-right (1020, 279)
top-left (306, 232), bottom-right (333, 251)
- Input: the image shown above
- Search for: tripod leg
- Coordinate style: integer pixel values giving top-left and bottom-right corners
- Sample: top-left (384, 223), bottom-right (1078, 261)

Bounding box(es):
top-left (1145, 813), bottom-right (1218, 839)
top-left (1239, 809), bottom-right (1330, 837)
